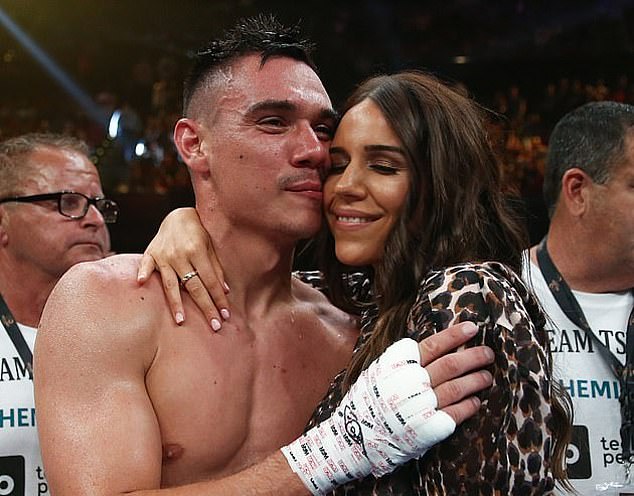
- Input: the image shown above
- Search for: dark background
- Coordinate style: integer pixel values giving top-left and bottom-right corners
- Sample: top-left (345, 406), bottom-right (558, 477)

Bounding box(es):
top-left (3, 1), bottom-right (634, 106)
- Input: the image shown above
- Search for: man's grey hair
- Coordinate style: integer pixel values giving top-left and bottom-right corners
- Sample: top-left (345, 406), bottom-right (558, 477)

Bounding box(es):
top-left (0, 133), bottom-right (90, 198)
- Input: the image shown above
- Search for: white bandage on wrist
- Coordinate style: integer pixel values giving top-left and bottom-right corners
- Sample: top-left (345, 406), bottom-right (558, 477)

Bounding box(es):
top-left (281, 338), bottom-right (456, 495)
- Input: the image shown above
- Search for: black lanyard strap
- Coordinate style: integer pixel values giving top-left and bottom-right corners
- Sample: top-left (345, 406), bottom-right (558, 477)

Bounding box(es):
top-left (0, 291), bottom-right (33, 377)
top-left (536, 236), bottom-right (634, 460)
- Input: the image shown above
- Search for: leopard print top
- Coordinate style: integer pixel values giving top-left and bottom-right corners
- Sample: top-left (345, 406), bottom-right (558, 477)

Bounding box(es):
top-left (304, 262), bottom-right (557, 495)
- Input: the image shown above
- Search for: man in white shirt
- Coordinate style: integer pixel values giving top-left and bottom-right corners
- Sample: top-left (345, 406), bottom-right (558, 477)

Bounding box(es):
top-left (524, 101), bottom-right (634, 494)
top-left (0, 133), bottom-right (115, 496)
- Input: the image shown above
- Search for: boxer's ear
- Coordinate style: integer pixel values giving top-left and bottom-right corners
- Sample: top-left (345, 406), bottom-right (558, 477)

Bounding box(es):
top-left (174, 118), bottom-right (208, 174)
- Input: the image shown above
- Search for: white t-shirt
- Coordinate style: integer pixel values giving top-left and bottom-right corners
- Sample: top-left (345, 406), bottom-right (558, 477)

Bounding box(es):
top-left (524, 257), bottom-right (633, 494)
top-left (0, 321), bottom-right (49, 496)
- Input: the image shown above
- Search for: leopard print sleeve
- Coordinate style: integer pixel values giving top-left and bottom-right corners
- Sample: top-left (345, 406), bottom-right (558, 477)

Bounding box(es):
top-left (305, 262), bottom-right (556, 495)
top-left (403, 262), bottom-right (556, 495)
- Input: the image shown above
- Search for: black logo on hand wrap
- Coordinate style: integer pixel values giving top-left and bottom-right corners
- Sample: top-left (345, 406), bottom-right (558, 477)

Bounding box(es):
top-left (341, 405), bottom-right (367, 457)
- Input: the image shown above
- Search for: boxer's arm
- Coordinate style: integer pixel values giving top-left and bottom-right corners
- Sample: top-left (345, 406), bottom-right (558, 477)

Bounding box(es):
top-left (35, 257), bottom-right (275, 496)
top-left (35, 257), bottom-right (168, 495)
top-left (282, 323), bottom-right (493, 494)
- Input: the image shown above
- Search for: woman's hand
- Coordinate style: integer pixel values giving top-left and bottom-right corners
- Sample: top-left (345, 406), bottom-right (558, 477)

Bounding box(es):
top-left (137, 207), bottom-right (230, 330)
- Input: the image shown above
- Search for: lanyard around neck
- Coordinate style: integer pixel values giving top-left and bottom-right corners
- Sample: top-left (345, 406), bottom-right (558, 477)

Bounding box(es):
top-left (0, 291), bottom-right (33, 377)
top-left (536, 237), bottom-right (634, 374)
top-left (536, 236), bottom-right (634, 460)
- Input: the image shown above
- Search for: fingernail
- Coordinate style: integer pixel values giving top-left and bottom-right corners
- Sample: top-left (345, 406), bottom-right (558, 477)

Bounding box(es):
top-left (462, 322), bottom-right (478, 336)
top-left (175, 312), bottom-right (184, 325)
top-left (481, 370), bottom-right (493, 381)
top-left (223, 281), bottom-right (230, 293)
top-left (220, 308), bottom-right (230, 320)
top-left (485, 347), bottom-right (495, 360)
top-left (211, 318), bottom-right (222, 331)
top-left (137, 273), bottom-right (146, 282)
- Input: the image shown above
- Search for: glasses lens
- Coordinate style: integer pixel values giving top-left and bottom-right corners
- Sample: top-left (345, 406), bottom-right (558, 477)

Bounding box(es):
top-left (60, 193), bottom-right (88, 218)
top-left (96, 199), bottom-right (119, 224)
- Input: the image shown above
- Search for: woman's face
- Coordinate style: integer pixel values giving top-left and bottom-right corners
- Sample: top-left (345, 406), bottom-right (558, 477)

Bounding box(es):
top-left (324, 98), bottom-right (410, 267)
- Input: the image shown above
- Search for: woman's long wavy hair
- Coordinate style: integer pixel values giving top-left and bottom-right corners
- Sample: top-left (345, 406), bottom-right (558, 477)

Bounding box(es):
top-left (318, 70), bottom-right (572, 483)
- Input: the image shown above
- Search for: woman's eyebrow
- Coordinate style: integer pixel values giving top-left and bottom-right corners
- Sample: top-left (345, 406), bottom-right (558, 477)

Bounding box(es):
top-left (329, 145), bottom-right (406, 156)
top-left (363, 144), bottom-right (406, 155)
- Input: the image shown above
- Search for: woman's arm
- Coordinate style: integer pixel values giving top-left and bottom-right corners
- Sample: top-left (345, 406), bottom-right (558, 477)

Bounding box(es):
top-left (137, 207), bottom-right (230, 329)
top-left (405, 263), bottom-right (557, 494)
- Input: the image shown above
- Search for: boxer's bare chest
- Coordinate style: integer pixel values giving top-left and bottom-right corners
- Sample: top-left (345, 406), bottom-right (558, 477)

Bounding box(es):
top-left (146, 298), bottom-right (358, 486)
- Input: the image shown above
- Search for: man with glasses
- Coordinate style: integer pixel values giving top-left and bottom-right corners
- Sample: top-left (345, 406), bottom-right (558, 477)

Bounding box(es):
top-left (0, 192), bottom-right (118, 224)
top-left (0, 132), bottom-right (116, 496)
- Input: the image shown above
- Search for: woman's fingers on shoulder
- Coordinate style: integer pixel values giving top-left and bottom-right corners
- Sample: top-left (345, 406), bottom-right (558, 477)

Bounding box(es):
top-left (156, 264), bottom-right (185, 324)
top-left (137, 253), bottom-right (157, 283)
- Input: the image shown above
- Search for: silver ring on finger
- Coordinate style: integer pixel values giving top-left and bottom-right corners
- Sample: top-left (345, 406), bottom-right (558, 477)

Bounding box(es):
top-left (179, 270), bottom-right (199, 287)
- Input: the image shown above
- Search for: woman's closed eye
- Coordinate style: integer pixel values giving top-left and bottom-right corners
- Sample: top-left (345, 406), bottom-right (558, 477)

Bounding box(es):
top-left (369, 162), bottom-right (401, 175)
top-left (327, 160), bottom-right (403, 176)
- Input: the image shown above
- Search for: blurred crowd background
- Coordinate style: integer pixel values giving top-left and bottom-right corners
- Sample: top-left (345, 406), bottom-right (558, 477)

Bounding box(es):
top-left (1, 0), bottom-right (634, 254)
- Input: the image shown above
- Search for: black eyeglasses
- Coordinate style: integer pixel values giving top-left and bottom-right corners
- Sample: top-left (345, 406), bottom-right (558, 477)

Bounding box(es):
top-left (0, 191), bottom-right (119, 224)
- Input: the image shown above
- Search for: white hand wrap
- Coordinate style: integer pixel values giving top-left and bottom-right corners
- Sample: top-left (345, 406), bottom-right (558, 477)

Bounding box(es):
top-left (281, 338), bottom-right (456, 495)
